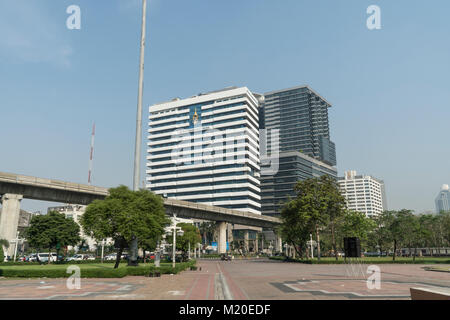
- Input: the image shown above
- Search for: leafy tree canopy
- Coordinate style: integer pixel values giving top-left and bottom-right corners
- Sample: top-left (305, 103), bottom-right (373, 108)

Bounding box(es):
top-left (24, 211), bottom-right (81, 251)
top-left (81, 185), bottom-right (170, 247)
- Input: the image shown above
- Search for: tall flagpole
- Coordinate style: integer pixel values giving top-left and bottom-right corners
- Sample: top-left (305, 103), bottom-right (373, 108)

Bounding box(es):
top-left (130, 0), bottom-right (147, 266)
top-left (133, 0), bottom-right (147, 191)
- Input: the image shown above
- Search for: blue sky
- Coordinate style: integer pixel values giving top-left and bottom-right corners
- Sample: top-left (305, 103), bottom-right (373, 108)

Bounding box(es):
top-left (1, 0), bottom-right (449, 213)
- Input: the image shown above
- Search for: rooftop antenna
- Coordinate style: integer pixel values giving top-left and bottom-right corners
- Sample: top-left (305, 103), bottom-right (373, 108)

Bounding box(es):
top-left (88, 122), bottom-right (95, 186)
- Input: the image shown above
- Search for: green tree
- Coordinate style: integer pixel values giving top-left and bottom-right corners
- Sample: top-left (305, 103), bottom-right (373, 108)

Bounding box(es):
top-left (198, 222), bottom-right (216, 246)
top-left (81, 185), bottom-right (170, 268)
top-left (280, 198), bottom-right (312, 258)
top-left (370, 211), bottom-right (395, 256)
top-left (24, 211), bottom-right (81, 262)
top-left (168, 223), bottom-right (201, 257)
top-left (0, 239), bottom-right (9, 262)
top-left (282, 176), bottom-right (346, 260)
top-left (139, 236), bottom-right (159, 263)
top-left (336, 211), bottom-right (376, 252)
top-left (439, 211), bottom-right (450, 246)
top-left (387, 209), bottom-right (414, 261)
top-left (320, 175), bottom-right (347, 260)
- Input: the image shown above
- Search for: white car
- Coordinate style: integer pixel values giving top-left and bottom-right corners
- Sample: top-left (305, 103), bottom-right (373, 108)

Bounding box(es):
top-left (104, 254), bottom-right (117, 261)
top-left (66, 254), bottom-right (84, 261)
top-left (66, 254), bottom-right (96, 261)
top-left (37, 253), bottom-right (57, 262)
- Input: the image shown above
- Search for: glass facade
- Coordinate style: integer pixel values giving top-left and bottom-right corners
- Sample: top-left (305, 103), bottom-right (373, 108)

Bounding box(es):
top-left (262, 86), bottom-right (336, 166)
top-left (259, 86), bottom-right (338, 217)
top-left (260, 151), bottom-right (337, 217)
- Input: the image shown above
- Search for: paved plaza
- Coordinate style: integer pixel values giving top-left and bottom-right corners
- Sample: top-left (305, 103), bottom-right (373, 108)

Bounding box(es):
top-left (0, 259), bottom-right (449, 300)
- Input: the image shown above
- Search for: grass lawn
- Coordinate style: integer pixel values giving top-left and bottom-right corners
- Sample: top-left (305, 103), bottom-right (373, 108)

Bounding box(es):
top-left (0, 261), bottom-right (196, 278)
top-left (269, 256), bottom-right (450, 264)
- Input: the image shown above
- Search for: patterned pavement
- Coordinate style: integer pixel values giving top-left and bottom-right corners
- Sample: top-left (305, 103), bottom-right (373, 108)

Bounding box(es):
top-left (0, 259), bottom-right (449, 300)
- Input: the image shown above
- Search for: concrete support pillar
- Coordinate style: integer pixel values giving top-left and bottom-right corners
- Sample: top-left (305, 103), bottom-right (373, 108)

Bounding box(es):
top-left (255, 234), bottom-right (258, 253)
top-left (244, 230), bottom-right (249, 253)
top-left (217, 222), bottom-right (227, 254)
top-left (0, 194), bottom-right (23, 257)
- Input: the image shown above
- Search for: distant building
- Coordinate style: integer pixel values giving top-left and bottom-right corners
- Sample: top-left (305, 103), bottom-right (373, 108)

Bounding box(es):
top-left (435, 184), bottom-right (450, 213)
top-left (338, 170), bottom-right (387, 217)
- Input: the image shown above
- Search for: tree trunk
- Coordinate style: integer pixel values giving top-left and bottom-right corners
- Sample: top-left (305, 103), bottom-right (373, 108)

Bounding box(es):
top-left (413, 247), bottom-right (417, 262)
top-left (143, 249), bottom-right (146, 264)
top-left (114, 243), bottom-right (124, 269)
top-left (393, 240), bottom-right (397, 261)
top-left (331, 222), bottom-right (338, 261)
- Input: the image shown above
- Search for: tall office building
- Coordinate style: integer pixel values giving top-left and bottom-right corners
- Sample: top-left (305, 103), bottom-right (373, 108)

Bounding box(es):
top-left (435, 184), bottom-right (450, 213)
top-left (261, 151), bottom-right (337, 216)
top-left (338, 170), bottom-right (387, 217)
top-left (259, 85), bottom-right (338, 217)
top-left (147, 87), bottom-right (261, 215)
top-left (262, 85), bottom-right (336, 166)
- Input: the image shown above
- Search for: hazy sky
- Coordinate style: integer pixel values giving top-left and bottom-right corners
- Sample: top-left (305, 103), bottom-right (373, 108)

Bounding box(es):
top-left (1, 0), bottom-right (449, 214)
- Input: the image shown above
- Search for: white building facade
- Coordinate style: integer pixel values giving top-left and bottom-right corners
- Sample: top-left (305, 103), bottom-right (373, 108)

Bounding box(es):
top-left (147, 87), bottom-right (261, 215)
top-left (338, 170), bottom-right (387, 217)
top-left (435, 184), bottom-right (450, 213)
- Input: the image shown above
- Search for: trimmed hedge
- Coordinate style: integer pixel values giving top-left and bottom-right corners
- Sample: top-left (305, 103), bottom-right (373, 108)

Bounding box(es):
top-left (268, 256), bottom-right (450, 264)
top-left (0, 260), bottom-right (196, 278)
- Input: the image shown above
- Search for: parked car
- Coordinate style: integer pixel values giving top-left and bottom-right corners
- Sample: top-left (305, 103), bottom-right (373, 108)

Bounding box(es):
top-left (66, 254), bottom-right (84, 261)
top-left (104, 253), bottom-right (117, 261)
top-left (37, 253), bottom-right (57, 262)
top-left (27, 254), bottom-right (38, 262)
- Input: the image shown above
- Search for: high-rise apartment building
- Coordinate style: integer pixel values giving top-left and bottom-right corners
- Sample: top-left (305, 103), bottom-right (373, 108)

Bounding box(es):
top-left (435, 184), bottom-right (450, 213)
top-left (338, 171), bottom-right (387, 217)
top-left (262, 85), bottom-right (336, 166)
top-left (146, 87), bottom-right (261, 215)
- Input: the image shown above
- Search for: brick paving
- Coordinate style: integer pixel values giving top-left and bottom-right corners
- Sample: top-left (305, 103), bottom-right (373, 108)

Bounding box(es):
top-left (0, 259), bottom-right (449, 300)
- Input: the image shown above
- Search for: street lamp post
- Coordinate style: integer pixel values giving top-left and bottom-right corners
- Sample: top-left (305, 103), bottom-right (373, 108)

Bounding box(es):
top-left (11, 237), bottom-right (23, 262)
top-left (169, 214), bottom-right (183, 269)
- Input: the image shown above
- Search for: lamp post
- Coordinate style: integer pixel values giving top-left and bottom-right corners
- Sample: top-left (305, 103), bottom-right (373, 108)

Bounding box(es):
top-left (169, 214), bottom-right (183, 269)
top-left (11, 238), bottom-right (23, 262)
